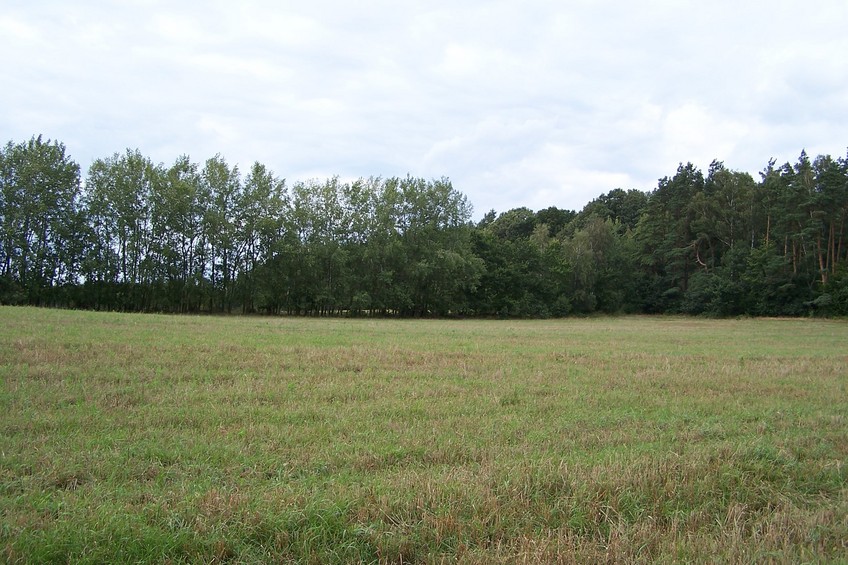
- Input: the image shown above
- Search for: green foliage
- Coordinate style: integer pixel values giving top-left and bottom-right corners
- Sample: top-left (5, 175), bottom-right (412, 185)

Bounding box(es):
top-left (577, 188), bottom-right (647, 234)
top-left (3, 135), bottom-right (848, 317)
top-left (469, 212), bottom-right (569, 317)
top-left (0, 136), bottom-right (81, 304)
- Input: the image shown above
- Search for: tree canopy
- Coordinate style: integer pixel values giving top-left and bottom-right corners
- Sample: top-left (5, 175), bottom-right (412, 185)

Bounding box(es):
top-left (3, 136), bottom-right (847, 316)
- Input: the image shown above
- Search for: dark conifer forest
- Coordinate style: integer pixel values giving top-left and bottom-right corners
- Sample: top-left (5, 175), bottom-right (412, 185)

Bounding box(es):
top-left (2, 135), bottom-right (847, 316)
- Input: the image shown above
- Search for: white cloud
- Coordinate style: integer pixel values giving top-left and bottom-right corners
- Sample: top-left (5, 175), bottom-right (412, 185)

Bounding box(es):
top-left (2, 0), bottom-right (847, 217)
top-left (660, 104), bottom-right (750, 173)
top-left (0, 15), bottom-right (39, 42)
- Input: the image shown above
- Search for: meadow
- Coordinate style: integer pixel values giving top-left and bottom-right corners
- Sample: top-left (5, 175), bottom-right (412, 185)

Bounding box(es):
top-left (0, 306), bottom-right (846, 563)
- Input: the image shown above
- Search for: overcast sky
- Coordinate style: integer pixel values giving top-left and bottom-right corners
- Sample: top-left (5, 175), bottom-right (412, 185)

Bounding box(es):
top-left (3, 1), bottom-right (847, 217)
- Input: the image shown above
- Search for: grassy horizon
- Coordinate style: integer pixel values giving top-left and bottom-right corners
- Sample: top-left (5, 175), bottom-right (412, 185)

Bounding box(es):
top-left (1, 307), bottom-right (846, 563)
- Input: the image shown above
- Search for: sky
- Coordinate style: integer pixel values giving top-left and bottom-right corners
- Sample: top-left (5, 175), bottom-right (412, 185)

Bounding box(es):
top-left (3, 1), bottom-right (847, 218)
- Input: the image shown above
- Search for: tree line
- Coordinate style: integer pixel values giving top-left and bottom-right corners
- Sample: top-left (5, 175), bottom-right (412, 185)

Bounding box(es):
top-left (2, 135), bottom-right (847, 316)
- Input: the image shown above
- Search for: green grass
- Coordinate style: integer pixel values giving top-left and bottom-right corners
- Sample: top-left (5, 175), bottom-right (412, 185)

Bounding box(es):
top-left (1, 307), bottom-right (846, 563)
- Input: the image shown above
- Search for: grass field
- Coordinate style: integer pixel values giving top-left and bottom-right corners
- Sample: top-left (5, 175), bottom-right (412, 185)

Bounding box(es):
top-left (1, 307), bottom-right (846, 563)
